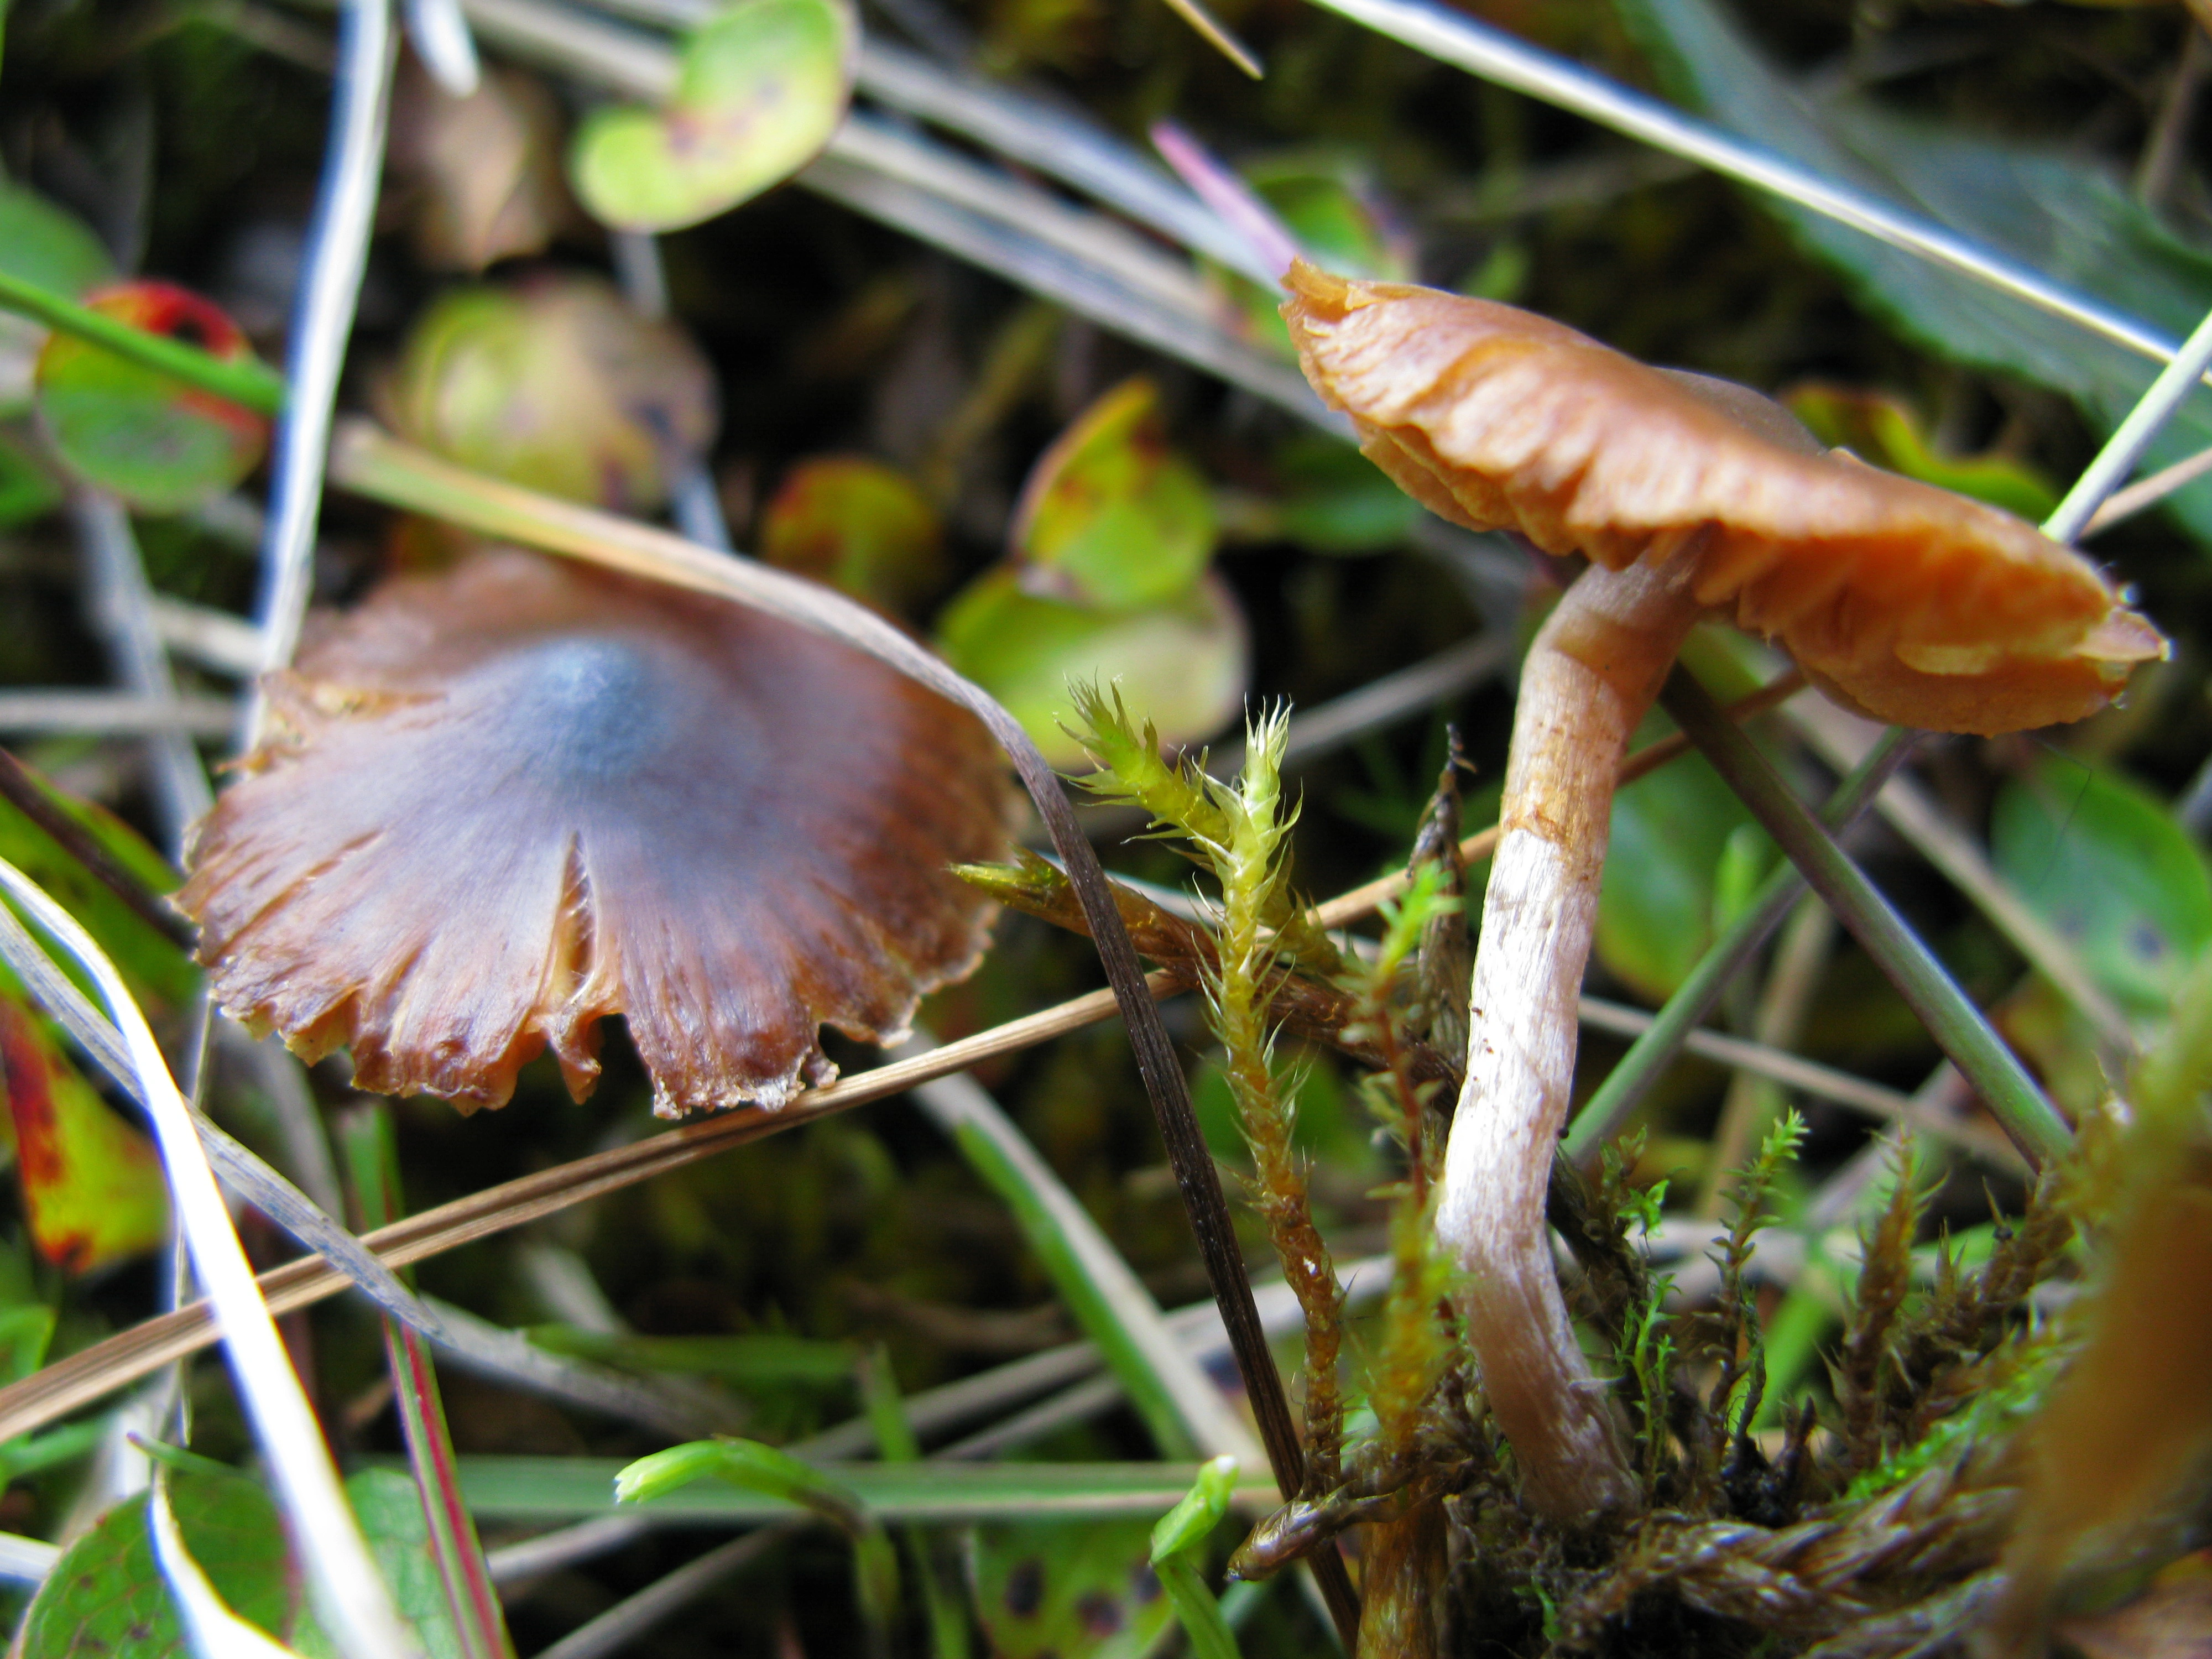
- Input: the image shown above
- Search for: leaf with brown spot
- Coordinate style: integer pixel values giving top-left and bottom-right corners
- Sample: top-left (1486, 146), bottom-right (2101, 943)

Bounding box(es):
top-left (0, 995), bottom-right (166, 1275)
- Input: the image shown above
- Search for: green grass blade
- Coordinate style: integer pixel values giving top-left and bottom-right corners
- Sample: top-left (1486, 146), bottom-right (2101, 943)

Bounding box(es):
top-left (452, 1457), bottom-right (1280, 1523)
top-left (0, 267), bottom-right (288, 415)
top-left (1658, 674), bottom-right (2070, 1164)
top-left (1565, 724), bottom-right (1918, 1163)
top-left (338, 1104), bottom-right (515, 1659)
top-left (911, 1061), bottom-right (1257, 1464)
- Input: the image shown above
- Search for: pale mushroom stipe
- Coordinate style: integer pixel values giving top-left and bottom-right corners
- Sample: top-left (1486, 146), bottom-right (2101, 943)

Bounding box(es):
top-left (1281, 260), bottom-right (2167, 1525)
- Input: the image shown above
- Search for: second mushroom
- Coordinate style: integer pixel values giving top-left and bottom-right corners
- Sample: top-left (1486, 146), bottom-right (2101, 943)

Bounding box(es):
top-left (1283, 262), bottom-right (2163, 1524)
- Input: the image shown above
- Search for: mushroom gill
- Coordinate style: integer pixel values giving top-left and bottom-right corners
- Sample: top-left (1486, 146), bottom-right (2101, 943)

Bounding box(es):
top-left (176, 546), bottom-right (1014, 1117)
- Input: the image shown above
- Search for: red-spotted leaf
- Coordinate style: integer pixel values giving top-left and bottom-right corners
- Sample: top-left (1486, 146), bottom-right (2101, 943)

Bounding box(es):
top-left (0, 996), bottom-right (167, 1274)
top-left (972, 1518), bottom-right (1173, 1659)
top-left (760, 456), bottom-right (946, 614)
top-left (1010, 378), bottom-right (1215, 609)
top-left (34, 281), bottom-right (269, 512)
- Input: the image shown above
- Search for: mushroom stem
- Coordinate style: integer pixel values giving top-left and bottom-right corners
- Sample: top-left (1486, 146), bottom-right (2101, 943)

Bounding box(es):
top-left (1438, 554), bottom-right (1704, 1524)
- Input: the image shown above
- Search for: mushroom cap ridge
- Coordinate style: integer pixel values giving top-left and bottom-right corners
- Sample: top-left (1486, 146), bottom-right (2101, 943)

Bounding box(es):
top-left (176, 546), bottom-right (1015, 1117)
top-left (1282, 262), bottom-right (2164, 735)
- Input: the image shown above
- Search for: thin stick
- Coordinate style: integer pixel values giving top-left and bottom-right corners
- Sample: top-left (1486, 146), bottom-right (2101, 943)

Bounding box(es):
top-left (1658, 672), bottom-right (2072, 1166)
top-left (1153, 0), bottom-right (1263, 77)
top-left (71, 494), bottom-right (213, 852)
top-left (252, 0), bottom-right (396, 684)
top-left (0, 745), bottom-right (189, 946)
top-left (1562, 723), bottom-right (1917, 1165)
top-left (2083, 441), bottom-right (2212, 535)
top-left (2044, 295), bottom-right (2212, 542)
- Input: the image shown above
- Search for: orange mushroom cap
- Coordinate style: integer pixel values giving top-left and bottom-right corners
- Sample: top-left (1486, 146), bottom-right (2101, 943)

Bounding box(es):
top-left (1282, 262), bottom-right (2165, 735)
top-left (177, 547), bottom-right (1014, 1116)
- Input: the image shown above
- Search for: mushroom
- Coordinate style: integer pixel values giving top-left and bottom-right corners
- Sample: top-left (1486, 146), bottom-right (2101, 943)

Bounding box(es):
top-left (176, 545), bottom-right (1013, 1117)
top-left (1281, 262), bottom-right (2165, 1523)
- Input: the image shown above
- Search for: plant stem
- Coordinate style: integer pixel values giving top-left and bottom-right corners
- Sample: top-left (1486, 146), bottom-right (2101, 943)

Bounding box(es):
top-left (1441, 556), bottom-right (1703, 1525)
top-left (0, 268), bottom-right (288, 416)
top-left (1658, 671), bottom-right (2072, 1164)
top-left (1563, 724), bottom-right (1917, 1166)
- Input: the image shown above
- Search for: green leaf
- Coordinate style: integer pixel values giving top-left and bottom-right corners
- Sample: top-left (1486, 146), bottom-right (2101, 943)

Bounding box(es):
top-left (1149, 1455), bottom-right (1237, 1563)
top-left (1783, 384), bottom-right (2060, 521)
top-left (1011, 378), bottom-right (1216, 608)
top-left (568, 0), bottom-right (856, 233)
top-left (0, 994), bottom-right (168, 1274)
top-left (34, 281), bottom-right (269, 513)
top-left (760, 456), bottom-right (947, 614)
top-left (936, 567), bottom-right (1248, 768)
top-left (1613, 0), bottom-right (2212, 548)
top-left (0, 184), bottom-right (113, 418)
top-left (452, 1456), bottom-right (1274, 1522)
top-left (0, 424), bottom-right (63, 527)
top-left (972, 1517), bottom-right (1175, 1659)
top-left (617, 1439), bottom-right (898, 1632)
top-left (1237, 433), bottom-right (1421, 554)
top-left (0, 757), bottom-right (195, 1013)
top-left (346, 1469), bottom-right (468, 1659)
top-left (1991, 758), bottom-right (2212, 1020)
top-left (15, 1463), bottom-right (312, 1657)
top-left (387, 275), bottom-right (718, 514)
top-left (1596, 740), bottom-right (1760, 1001)
top-left (14, 1459), bottom-right (477, 1658)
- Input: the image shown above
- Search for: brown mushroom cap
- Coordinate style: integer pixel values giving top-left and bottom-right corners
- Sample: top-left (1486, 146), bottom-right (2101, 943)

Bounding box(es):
top-left (177, 547), bottom-right (1014, 1116)
top-left (1283, 262), bottom-right (2164, 735)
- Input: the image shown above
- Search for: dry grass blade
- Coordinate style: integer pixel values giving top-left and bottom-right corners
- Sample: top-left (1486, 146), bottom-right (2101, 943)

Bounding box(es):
top-left (1152, 0), bottom-right (1263, 77)
top-left (0, 976), bottom-right (1161, 1444)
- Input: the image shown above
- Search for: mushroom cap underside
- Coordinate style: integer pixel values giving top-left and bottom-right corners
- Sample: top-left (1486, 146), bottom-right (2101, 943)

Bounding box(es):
top-left (1282, 263), bottom-right (2164, 735)
top-left (176, 546), bottom-right (1015, 1116)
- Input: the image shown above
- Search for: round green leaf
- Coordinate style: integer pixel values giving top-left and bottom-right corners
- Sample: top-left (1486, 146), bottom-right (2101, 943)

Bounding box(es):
top-left (937, 567), bottom-right (1248, 768)
top-left (34, 281), bottom-right (268, 513)
top-left (760, 455), bottom-right (946, 613)
top-left (388, 274), bottom-right (718, 513)
top-left (568, 0), bottom-right (856, 233)
top-left (1011, 377), bottom-right (1215, 608)
top-left (0, 184), bottom-right (113, 417)
top-left (1992, 758), bottom-right (2212, 1019)
top-left (973, 1518), bottom-right (1173, 1659)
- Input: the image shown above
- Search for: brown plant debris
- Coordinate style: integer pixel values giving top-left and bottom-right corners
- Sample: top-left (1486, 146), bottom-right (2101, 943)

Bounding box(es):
top-left (178, 546), bottom-right (1014, 1116)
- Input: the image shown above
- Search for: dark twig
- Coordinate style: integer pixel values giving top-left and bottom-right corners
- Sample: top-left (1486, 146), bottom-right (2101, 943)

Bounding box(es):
top-left (0, 745), bottom-right (192, 948)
